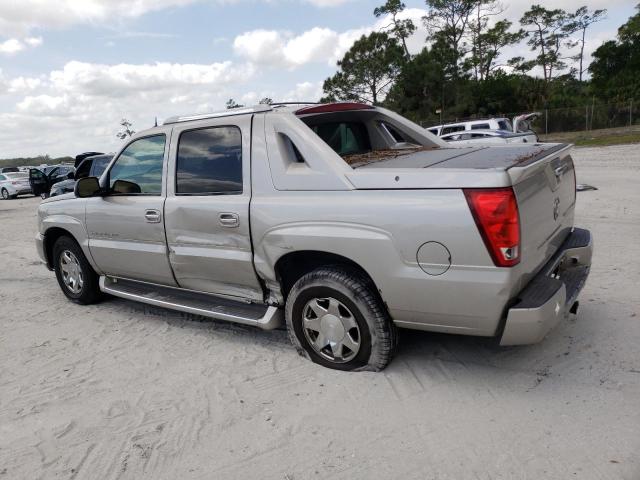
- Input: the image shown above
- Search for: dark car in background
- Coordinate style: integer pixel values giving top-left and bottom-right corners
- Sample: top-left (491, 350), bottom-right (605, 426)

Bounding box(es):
top-left (29, 152), bottom-right (108, 199)
top-left (49, 154), bottom-right (111, 197)
top-left (29, 164), bottom-right (75, 199)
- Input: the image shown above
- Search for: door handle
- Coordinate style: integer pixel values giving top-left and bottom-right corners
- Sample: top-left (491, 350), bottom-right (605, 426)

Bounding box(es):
top-left (144, 209), bottom-right (161, 223)
top-left (219, 212), bottom-right (239, 228)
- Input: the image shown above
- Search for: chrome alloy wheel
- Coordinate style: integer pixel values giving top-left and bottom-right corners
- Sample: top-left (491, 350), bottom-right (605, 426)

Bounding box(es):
top-left (302, 297), bottom-right (361, 363)
top-left (59, 250), bottom-right (83, 294)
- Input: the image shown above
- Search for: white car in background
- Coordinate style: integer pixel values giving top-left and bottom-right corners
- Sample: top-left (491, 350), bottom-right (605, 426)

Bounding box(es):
top-left (441, 129), bottom-right (538, 146)
top-left (0, 172), bottom-right (32, 199)
top-left (427, 113), bottom-right (541, 139)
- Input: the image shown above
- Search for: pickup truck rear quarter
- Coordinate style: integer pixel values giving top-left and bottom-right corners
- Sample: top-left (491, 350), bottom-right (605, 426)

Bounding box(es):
top-left (35, 103), bottom-right (593, 371)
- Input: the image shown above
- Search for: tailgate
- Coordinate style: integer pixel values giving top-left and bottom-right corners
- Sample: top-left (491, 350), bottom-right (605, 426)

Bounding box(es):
top-left (508, 145), bottom-right (576, 285)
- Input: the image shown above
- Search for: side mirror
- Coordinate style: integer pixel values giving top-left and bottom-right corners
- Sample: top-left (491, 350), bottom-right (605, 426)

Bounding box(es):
top-left (67, 171), bottom-right (75, 180)
top-left (75, 177), bottom-right (101, 198)
top-left (112, 179), bottom-right (141, 194)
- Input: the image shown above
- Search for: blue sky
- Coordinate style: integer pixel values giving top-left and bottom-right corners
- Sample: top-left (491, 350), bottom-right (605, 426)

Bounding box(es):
top-left (0, 0), bottom-right (636, 158)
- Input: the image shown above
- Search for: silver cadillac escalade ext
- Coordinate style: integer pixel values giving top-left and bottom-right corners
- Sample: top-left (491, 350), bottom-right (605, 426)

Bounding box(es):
top-left (35, 102), bottom-right (593, 371)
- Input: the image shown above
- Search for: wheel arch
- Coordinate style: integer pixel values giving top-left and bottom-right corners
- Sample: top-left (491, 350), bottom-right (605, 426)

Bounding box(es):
top-left (274, 250), bottom-right (380, 302)
top-left (43, 227), bottom-right (78, 269)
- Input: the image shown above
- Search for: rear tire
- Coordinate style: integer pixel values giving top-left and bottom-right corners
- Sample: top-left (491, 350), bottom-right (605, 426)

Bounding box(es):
top-left (285, 266), bottom-right (397, 371)
top-left (53, 236), bottom-right (101, 304)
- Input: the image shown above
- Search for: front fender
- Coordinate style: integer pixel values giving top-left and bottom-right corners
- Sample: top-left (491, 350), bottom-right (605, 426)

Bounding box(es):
top-left (39, 201), bottom-right (101, 273)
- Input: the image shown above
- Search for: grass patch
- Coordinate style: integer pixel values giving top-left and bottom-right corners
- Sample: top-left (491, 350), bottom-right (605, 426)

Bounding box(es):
top-left (571, 133), bottom-right (640, 147)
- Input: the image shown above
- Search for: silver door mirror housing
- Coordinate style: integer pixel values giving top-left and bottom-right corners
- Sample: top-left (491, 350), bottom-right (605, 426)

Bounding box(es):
top-left (75, 176), bottom-right (101, 198)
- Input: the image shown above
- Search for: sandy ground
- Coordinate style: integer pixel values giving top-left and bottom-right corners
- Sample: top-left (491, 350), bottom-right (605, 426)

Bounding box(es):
top-left (0, 144), bottom-right (639, 480)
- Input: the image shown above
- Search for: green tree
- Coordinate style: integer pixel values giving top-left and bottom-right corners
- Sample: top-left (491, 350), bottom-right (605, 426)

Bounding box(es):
top-left (519, 5), bottom-right (574, 84)
top-left (422, 0), bottom-right (476, 81)
top-left (116, 118), bottom-right (135, 140)
top-left (226, 99), bottom-right (244, 109)
top-left (322, 32), bottom-right (405, 105)
top-left (374, 0), bottom-right (416, 57)
top-left (589, 4), bottom-right (640, 101)
top-left (467, 19), bottom-right (525, 81)
top-left (385, 47), bottom-right (446, 122)
top-left (565, 6), bottom-right (607, 81)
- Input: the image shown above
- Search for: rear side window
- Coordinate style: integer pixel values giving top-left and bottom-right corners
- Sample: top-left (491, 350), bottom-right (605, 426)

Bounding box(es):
top-left (498, 120), bottom-right (512, 131)
top-left (471, 123), bottom-right (490, 130)
top-left (176, 126), bottom-right (243, 195)
top-left (441, 125), bottom-right (465, 135)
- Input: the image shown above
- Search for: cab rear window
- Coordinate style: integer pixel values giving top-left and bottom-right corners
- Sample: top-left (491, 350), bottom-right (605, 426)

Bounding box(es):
top-left (310, 122), bottom-right (371, 156)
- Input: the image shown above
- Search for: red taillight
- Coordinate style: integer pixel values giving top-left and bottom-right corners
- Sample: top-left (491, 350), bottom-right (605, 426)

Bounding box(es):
top-left (464, 187), bottom-right (520, 267)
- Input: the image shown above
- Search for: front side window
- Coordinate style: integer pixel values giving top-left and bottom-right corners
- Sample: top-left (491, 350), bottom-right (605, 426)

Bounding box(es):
top-left (176, 127), bottom-right (242, 195)
top-left (109, 135), bottom-right (166, 195)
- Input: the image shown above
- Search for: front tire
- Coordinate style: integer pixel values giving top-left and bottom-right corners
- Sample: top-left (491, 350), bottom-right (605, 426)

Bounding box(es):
top-left (1, 188), bottom-right (10, 200)
top-left (285, 267), bottom-right (397, 371)
top-left (53, 236), bottom-right (101, 304)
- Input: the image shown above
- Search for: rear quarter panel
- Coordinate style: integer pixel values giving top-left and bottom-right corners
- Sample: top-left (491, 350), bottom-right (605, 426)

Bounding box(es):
top-left (251, 189), bottom-right (515, 336)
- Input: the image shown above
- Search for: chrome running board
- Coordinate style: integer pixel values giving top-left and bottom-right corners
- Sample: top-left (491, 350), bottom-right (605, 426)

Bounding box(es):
top-left (99, 276), bottom-right (283, 330)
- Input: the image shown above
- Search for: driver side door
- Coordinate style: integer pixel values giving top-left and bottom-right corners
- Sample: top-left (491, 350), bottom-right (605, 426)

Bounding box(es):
top-left (29, 168), bottom-right (50, 197)
top-left (85, 131), bottom-right (177, 286)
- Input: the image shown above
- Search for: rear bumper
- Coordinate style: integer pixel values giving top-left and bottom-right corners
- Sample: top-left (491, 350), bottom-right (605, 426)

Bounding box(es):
top-left (500, 227), bottom-right (593, 346)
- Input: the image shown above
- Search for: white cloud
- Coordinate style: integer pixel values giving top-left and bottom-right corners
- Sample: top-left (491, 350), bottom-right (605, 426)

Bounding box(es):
top-left (49, 60), bottom-right (254, 97)
top-left (8, 76), bottom-right (43, 93)
top-left (305, 0), bottom-right (353, 6)
top-left (24, 36), bottom-right (42, 46)
top-left (233, 8), bottom-right (428, 69)
top-left (284, 81), bottom-right (323, 101)
top-left (0, 0), bottom-right (354, 36)
top-left (0, 38), bottom-right (23, 54)
top-left (0, 36), bottom-right (43, 55)
top-left (0, 0), bottom-right (195, 36)
top-left (233, 25), bottom-right (371, 69)
top-left (0, 59), bottom-right (260, 157)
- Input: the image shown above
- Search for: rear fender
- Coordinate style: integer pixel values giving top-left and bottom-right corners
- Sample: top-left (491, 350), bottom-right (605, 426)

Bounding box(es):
top-left (254, 222), bottom-right (400, 302)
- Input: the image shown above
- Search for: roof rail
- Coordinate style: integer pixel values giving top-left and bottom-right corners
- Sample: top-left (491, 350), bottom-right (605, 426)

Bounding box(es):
top-left (270, 101), bottom-right (320, 107)
top-left (163, 104), bottom-right (272, 125)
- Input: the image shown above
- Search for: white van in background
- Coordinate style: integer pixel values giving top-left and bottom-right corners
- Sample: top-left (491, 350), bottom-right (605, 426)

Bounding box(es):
top-left (427, 113), bottom-right (540, 137)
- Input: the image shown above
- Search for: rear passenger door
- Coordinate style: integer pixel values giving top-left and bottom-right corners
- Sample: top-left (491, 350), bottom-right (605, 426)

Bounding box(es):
top-left (164, 116), bottom-right (263, 301)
